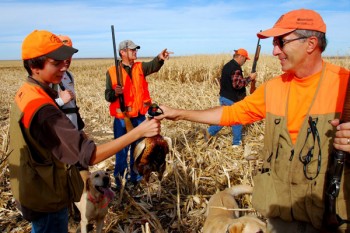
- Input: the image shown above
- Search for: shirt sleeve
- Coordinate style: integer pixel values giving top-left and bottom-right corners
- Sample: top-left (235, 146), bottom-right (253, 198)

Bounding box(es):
top-left (232, 70), bottom-right (251, 89)
top-left (30, 105), bottom-right (96, 168)
top-left (220, 83), bottom-right (267, 126)
top-left (105, 70), bottom-right (118, 102)
top-left (142, 56), bottom-right (164, 76)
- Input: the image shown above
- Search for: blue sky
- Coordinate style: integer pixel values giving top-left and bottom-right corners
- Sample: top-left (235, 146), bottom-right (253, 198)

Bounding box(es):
top-left (1, 0), bottom-right (349, 60)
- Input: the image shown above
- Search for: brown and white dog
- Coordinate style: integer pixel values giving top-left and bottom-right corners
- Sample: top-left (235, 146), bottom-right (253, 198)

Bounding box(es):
top-left (202, 185), bottom-right (266, 233)
top-left (74, 170), bottom-right (115, 233)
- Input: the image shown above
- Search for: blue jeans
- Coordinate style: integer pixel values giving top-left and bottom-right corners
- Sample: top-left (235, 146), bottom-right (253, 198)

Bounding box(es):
top-left (207, 96), bottom-right (243, 145)
top-left (113, 115), bottom-right (145, 184)
top-left (31, 207), bottom-right (68, 233)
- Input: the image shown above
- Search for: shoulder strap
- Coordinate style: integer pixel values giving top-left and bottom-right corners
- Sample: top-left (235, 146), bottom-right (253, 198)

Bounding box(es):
top-left (66, 71), bottom-right (73, 83)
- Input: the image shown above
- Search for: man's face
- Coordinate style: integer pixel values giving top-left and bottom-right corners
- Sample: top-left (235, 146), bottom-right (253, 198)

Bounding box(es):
top-left (272, 32), bottom-right (309, 74)
top-left (234, 55), bottom-right (246, 66)
top-left (32, 58), bottom-right (67, 85)
top-left (64, 58), bottom-right (72, 69)
top-left (239, 55), bottom-right (247, 66)
top-left (121, 48), bottom-right (138, 61)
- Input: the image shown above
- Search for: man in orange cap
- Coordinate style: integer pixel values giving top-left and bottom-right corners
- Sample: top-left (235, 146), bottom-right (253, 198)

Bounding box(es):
top-left (51, 35), bottom-right (84, 131)
top-left (204, 48), bottom-right (256, 147)
top-left (154, 9), bottom-right (350, 232)
top-left (9, 30), bottom-right (161, 233)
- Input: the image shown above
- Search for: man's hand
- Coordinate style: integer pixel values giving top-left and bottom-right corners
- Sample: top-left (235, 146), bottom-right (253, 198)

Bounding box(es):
top-left (115, 85), bottom-right (123, 96)
top-left (154, 105), bottom-right (182, 121)
top-left (59, 90), bottom-right (75, 104)
top-left (158, 49), bottom-right (174, 61)
top-left (136, 118), bottom-right (161, 138)
top-left (250, 72), bottom-right (257, 81)
top-left (330, 119), bottom-right (350, 152)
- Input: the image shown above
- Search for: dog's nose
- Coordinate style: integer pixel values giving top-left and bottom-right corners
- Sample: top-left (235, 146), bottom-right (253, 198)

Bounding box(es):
top-left (103, 176), bottom-right (110, 186)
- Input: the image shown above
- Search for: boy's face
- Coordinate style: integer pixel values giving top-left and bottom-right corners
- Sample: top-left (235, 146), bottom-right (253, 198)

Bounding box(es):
top-left (32, 58), bottom-right (67, 85)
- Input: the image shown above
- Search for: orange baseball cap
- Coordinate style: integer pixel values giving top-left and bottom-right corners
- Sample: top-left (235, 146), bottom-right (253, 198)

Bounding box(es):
top-left (22, 30), bottom-right (78, 60)
top-left (234, 48), bottom-right (250, 60)
top-left (257, 9), bottom-right (326, 39)
top-left (57, 35), bottom-right (73, 47)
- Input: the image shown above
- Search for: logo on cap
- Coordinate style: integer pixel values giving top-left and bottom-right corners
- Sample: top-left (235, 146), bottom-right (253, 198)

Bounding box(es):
top-left (22, 30), bottom-right (78, 60)
top-left (257, 9), bottom-right (326, 39)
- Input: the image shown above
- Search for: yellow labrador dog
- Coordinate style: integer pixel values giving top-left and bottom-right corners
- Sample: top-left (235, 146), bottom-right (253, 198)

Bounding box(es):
top-left (75, 170), bottom-right (115, 233)
top-left (202, 185), bottom-right (266, 233)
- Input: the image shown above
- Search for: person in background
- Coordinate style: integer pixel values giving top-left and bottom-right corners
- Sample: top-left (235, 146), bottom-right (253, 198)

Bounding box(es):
top-left (105, 40), bottom-right (172, 187)
top-left (9, 30), bottom-right (160, 233)
top-left (155, 9), bottom-right (350, 233)
top-left (204, 48), bottom-right (256, 147)
top-left (51, 34), bottom-right (84, 130)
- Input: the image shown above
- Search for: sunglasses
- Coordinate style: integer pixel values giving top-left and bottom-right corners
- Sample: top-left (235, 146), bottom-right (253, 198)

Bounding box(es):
top-left (273, 36), bottom-right (308, 49)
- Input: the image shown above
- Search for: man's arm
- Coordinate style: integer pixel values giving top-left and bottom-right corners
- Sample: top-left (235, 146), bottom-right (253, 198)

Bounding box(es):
top-left (142, 56), bottom-right (164, 76)
top-left (156, 105), bottom-right (224, 125)
top-left (90, 118), bottom-right (161, 164)
top-left (105, 71), bottom-right (118, 102)
top-left (142, 49), bottom-right (173, 76)
top-left (157, 84), bottom-right (266, 126)
top-left (31, 105), bottom-right (95, 168)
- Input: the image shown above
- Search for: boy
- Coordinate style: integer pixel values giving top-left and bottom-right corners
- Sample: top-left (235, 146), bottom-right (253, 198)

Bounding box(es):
top-left (9, 30), bottom-right (160, 233)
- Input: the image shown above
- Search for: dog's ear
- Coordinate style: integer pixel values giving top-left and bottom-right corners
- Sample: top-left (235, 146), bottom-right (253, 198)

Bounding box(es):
top-left (227, 222), bottom-right (244, 233)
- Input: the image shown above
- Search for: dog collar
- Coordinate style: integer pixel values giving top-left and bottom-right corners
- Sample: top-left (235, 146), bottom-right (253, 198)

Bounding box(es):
top-left (87, 192), bottom-right (111, 209)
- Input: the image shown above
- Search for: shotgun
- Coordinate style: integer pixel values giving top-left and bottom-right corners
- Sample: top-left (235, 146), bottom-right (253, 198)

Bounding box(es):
top-left (110, 25), bottom-right (134, 132)
top-left (323, 78), bottom-right (350, 231)
top-left (111, 25), bottom-right (125, 113)
top-left (250, 31), bottom-right (261, 94)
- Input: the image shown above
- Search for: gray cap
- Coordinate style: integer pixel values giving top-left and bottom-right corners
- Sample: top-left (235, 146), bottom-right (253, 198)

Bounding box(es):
top-left (118, 40), bottom-right (140, 50)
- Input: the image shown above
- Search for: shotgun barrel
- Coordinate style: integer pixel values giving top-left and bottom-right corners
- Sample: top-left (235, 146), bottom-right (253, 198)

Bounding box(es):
top-left (251, 39), bottom-right (261, 73)
top-left (111, 25), bottom-right (126, 112)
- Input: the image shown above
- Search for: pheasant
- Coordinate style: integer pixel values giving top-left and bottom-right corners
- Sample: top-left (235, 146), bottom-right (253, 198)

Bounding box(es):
top-left (133, 103), bottom-right (170, 182)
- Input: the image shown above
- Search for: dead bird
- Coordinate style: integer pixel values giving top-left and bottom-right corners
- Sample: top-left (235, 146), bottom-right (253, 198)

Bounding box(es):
top-left (133, 103), bottom-right (170, 182)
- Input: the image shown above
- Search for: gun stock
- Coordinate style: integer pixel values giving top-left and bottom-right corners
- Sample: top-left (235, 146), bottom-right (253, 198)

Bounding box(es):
top-left (323, 78), bottom-right (350, 231)
top-left (111, 25), bottom-right (125, 113)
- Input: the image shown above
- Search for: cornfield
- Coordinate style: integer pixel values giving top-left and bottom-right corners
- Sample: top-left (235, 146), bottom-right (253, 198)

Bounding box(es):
top-left (0, 54), bottom-right (349, 232)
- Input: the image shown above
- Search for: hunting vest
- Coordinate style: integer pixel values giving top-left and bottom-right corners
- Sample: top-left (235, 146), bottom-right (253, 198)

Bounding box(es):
top-left (9, 82), bottom-right (71, 212)
top-left (108, 62), bottom-right (151, 118)
top-left (252, 63), bottom-right (350, 230)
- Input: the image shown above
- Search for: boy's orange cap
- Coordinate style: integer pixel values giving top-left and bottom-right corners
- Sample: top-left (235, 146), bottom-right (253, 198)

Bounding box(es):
top-left (234, 48), bottom-right (250, 60)
top-left (22, 30), bottom-right (78, 60)
top-left (57, 35), bottom-right (73, 47)
top-left (258, 9), bottom-right (326, 39)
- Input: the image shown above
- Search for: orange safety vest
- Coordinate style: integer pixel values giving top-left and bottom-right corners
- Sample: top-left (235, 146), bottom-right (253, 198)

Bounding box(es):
top-left (252, 63), bottom-right (350, 230)
top-left (15, 82), bottom-right (57, 128)
top-left (108, 62), bottom-right (151, 118)
top-left (9, 82), bottom-right (71, 212)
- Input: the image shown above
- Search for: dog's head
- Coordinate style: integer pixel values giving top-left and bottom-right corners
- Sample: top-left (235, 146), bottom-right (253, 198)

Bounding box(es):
top-left (87, 170), bottom-right (114, 200)
top-left (228, 216), bottom-right (266, 233)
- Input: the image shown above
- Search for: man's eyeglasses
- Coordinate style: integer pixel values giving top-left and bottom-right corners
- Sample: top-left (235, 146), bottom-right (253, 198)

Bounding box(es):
top-left (273, 36), bottom-right (308, 49)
